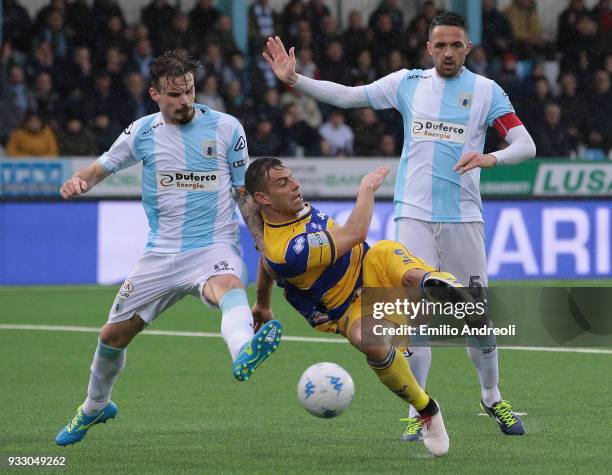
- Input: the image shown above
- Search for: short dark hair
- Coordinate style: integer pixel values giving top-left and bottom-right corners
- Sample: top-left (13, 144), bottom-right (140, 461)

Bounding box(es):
top-left (150, 49), bottom-right (199, 90)
top-left (245, 157), bottom-right (284, 196)
top-left (428, 12), bottom-right (467, 37)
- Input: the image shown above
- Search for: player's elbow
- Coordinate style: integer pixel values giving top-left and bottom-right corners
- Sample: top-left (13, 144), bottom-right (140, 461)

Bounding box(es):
top-left (526, 136), bottom-right (537, 159)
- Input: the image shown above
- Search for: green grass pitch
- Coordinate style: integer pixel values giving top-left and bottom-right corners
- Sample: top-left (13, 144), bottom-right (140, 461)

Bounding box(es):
top-left (1, 284), bottom-right (610, 474)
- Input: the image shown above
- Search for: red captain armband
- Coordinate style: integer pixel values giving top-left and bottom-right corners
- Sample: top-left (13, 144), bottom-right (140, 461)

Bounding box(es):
top-left (493, 113), bottom-right (523, 138)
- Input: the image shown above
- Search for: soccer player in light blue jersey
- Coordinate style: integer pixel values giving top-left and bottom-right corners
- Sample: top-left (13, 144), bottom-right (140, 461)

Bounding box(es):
top-left (264, 12), bottom-right (536, 439)
top-left (54, 50), bottom-right (281, 446)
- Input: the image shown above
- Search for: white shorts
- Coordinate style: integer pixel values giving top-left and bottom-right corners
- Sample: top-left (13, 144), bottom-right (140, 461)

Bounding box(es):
top-left (107, 243), bottom-right (246, 324)
top-left (395, 217), bottom-right (488, 287)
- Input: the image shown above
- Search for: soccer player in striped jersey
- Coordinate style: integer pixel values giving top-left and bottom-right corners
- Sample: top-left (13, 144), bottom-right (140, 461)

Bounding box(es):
top-left (263, 11), bottom-right (533, 438)
top-left (55, 50), bottom-right (280, 446)
top-left (246, 157), bottom-right (460, 457)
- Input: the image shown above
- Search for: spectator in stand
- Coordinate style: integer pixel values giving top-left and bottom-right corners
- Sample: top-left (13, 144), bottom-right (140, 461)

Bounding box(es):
top-left (586, 70), bottom-right (611, 152)
top-left (0, 64), bottom-right (33, 144)
top-left (6, 111), bottom-right (59, 157)
top-left (130, 38), bottom-right (153, 82)
top-left (592, 0), bottom-right (612, 41)
top-left (281, 0), bottom-right (307, 45)
top-left (467, 45), bottom-right (489, 77)
top-left (61, 45), bottom-right (94, 98)
top-left (249, 0), bottom-right (277, 56)
top-left (306, 0), bottom-right (331, 42)
top-left (27, 41), bottom-right (57, 80)
top-left (295, 19), bottom-right (314, 52)
top-left (492, 52), bottom-right (522, 101)
top-left (257, 87), bottom-right (282, 126)
top-left (379, 134), bottom-right (396, 157)
top-left (57, 116), bottom-right (98, 156)
top-left (318, 41), bottom-right (350, 85)
top-left (353, 108), bottom-right (384, 156)
top-left (350, 49), bottom-right (377, 85)
top-left (295, 47), bottom-right (318, 79)
top-left (223, 79), bottom-right (246, 118)
top-left (198, 43), bottom-right (226, 82)
top-left (209, 16), bottom-right (239, 59)
top-left (520, 77), bottom-right (554, 131)
top-left (371, 13), bottom-right (403, 62)
top-left (103, 46), bottom-right (128, 91)
top-left (531, 103), bottom-right (570, 157)
top-left (402, 14), bottom-right (428, 65)
top-left (557, 71), bottom-right (588, 150)
top-left (482, 0), bottom-right (513, 59)
top-left (33, 0), bottom-right (66, 34)
top-left (3, 0), bottom-right (33, 53)
top-left (91, 113), bottom-right (122, 154)
top-left (319, 109), bottom-right (354, 157)
top-left (560, 14), bottom-right (601, 76)
top-left (65, 0), bottom-right (95, 47)
top-left (117, 71), bottom-right (157, 125)
top-left (196, 75), bottom-right (226, 112)
top-left (222, 52), bottom-right (251, 98)
top-left (407, 0), bottom-right (438, 33)
top-left (378, 49), bottom-right (404, 77)
top-left (341, 10), bottom-right (369, 66)
top-left (315, 14), bottom-right (341, 60)
top-left (98, 14), bottom-right (130, 56)
top-left (369, 0), bottom-right (404, 34)
top-left (91, 71), bottom-right (119, 122)
top-left (504, 0), bottom-right (544, 58)
top-left (158, 12), bottom-right (198, 55)
top-left (189, 0), bottom-right (221, 34)
top-left (91, 0), bottom-right (124, 40)
top-left (32, 71), bottom-right (61, 124)
top-left (141, 0), bottom-right (177, 45)
top-left (557, 0), bottom-right (590, 57)
top-left (249, 114), bottom-right (282, 156)
top-left (280, 87), bottom-right (322, 129)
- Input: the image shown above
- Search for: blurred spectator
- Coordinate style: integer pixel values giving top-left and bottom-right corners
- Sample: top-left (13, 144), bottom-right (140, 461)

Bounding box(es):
top-left (91, 0), bottom-right (124, 40)
top-left (379, 134), bottom-right (396, 157)
top-left (407, 1), bottom-right (438, 33)
top-left (315, 14), bottom-right (340, 60)
top-left (295, 47), bottom-right (318, 79)
top-left (3, 0), bottom-right (32, 53)
top-left (57, 116), bottom-right (98, 156)
top-left (32, 71), bottom-right (61, 124)
top-left (349, 49), bottom-right (376, 85)
top-left (371, 14), bottom-right (403, 62)
top-left (222, 52), bottom-right (251, 97)
top-left (403, 14), bottom-right (429, 63)
top-left (520, 77), bottom-right (554, 130)
top-left (159, 12), bottom-right (198, 54)
top-left (223, 79), bottom-right (247, 118)
top-left (369, 0), bottom-right (404, 33)
top-left (280, 88), bottom-right (322, 129)
top-left (210, 16), bottom-right (239, 58)
top-left (92, 71), bottom-right (118, 120)
top-left (0, 64), bottom-right (34, 144)
top-left (6, 112), bottom-right (59, 157)
top-left (586, 70), bottom-right (611, 151)
top-left (117, 71), bottom-right (157, 125)
top-left (1, 41), bottom-right (27, 70)
top-left (91, 113), bottom-right (122, 154)
top-left (198, 43), bottom-right (226, 82)
top-left (467, 45), bottom-right (489, 77)
top-left (189, 0), bottom-right (222, 34)
top-left (278, 102), bottom-right (319, 156)
top-left (61, 45), bottom-right (94, 97)
top-left (560, 14), bottom-right (600, 75)
top-left (531, 103), bottom-right (570, 157)
top-left (282, 0), bottom-right (307, 45)
top-left (492, 52), bottom-right (522, 100)
top-left (104, 47), bottom-right (128, 91)
top-left (482, 0), bottom-right (513, 59)
top-left (257, 87), bottom-right (282, 125)
top-left (26, 41), bottom-right (57, 80)
top-left (196, 75), bottom-right (225, 112)
top-left (557, 0), bottom-right (590, 56)
top-left (319, 41), bottom-right (350, 85)
top-left (504, 0), bottom-right (544, 58)
top-left (33, 0), bottom-right (66, 34)
top-left (341, 10), bottom-right (369, 66)
top-left (249, 0), bottom-right (277, 55)
top-left (379, 49), bottom-right (404, 77)
top-left (295, 19), bottom-right (314, 52)
top-left (249, 115), bottom-right (282, 156)
top-left (141, 0), bottom-right (177, 43)
top-left (353, 108), bottom-right (384, 156)
top-left (306, 0), bottom-right (331, 41)
top-left (592, 0), bottom-right (612, 40)
top-left (65, 0), bottom-right (95, 47)
top-left (319, 109), bottom-right (354, 157)
top-left (131, 38), bottom-right (153, 82)
top-left (557, 71), bottom-right (588, 149)
top-left (98, 14), bottom-right (130, 55)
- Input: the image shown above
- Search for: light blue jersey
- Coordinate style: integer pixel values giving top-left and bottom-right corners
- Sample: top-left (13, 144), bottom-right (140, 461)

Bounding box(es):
top-left (365, 67), bottom-right (514, 223)
top-left (98, 104), bottom-right (248, 253)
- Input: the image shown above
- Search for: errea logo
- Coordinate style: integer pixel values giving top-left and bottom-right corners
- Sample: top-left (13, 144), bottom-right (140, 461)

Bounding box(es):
top-left (411, 119), bottom-right (467, 144)
top-left (156, 171), bottom-right (220, 191)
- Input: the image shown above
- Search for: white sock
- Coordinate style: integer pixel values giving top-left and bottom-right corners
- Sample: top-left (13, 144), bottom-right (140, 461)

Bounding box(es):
top-left (219, 288), bottom-right (254, 361)
top-left (467, 336), bottom-right (501, 407)
top-left (83, 339), bottom-right (126, 415)
top-left (404, 345), bottom-right (432, 418)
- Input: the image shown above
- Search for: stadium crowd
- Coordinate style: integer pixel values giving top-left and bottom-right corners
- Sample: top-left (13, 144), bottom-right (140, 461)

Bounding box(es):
top-left (1, 0), bottom-right (611, 158)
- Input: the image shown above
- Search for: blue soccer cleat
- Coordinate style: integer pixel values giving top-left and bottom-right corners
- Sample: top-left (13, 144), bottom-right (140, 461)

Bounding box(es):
top-left (232, 320), bottom-right (282, 381)
top-left (55, 402), bottom-right (118, 446)
top-left (480, 399), bottom-right (525, 435)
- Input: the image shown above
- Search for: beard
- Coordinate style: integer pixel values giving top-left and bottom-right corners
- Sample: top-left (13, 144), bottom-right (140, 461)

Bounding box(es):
top-left (175, 106), bottom-right (195, 124)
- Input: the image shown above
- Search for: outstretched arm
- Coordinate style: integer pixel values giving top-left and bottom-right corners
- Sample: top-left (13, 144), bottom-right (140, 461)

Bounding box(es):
top-left (263, 36), bottom-right (369, 108)
top-left (59, 161), bottom-right (110, 199)
top-left (328, 167), bottom-right (389, 258)
top-left (235, 187), bottom-right (266, 253)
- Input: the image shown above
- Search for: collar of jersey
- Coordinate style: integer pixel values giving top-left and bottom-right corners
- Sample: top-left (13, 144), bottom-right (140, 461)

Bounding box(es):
top-left (265, 204), bottom-right (312, 228)
top-left (163, 104), bottom-right (208, 127)
top-left (432, 66), bottom-right (466, 82)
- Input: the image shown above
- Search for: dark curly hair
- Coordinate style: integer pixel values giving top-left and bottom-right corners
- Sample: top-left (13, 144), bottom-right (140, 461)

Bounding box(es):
top-left (150, 49), bottom-right (199, 90)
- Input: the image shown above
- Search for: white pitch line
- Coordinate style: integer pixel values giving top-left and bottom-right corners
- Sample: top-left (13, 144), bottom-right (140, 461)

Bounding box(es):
top-left (0, 324), bottom-right (610, 353)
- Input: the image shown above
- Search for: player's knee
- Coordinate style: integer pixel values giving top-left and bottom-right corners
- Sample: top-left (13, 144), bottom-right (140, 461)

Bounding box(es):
top-left (203, 274), bottom-right (244, 304)
top-left (100, 315), bottom-right (145, 348)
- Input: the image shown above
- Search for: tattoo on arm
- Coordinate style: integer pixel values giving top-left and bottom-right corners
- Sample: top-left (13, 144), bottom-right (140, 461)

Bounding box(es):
top-left (236, 188), bottom-right (265, 252)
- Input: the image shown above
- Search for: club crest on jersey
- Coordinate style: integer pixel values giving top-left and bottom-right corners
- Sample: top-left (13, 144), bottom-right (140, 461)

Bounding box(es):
top-left (458, 93), bottom-right (473, 109)
top-left (292, 236), bottom-right (306, 254)
top-left (307, 232), bottom-right (328, 249)
top-left (202, 140), bottom-right (217, 158)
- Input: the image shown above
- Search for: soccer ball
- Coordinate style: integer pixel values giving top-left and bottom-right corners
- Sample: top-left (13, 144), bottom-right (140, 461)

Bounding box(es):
top-left (297, 362), bottom-right (355, 418)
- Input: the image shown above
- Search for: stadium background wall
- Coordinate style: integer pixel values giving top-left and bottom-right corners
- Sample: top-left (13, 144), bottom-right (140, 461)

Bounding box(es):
top-left (1, 200), bottom-right (610, 285)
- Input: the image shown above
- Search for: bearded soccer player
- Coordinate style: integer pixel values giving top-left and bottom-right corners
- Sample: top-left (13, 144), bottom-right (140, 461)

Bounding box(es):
top-left (54, 50), bottom-right (281, 446)
top-left (244, 157), bottom-right (467, 457)
top-left (263, 12), bottom-right (533, 439)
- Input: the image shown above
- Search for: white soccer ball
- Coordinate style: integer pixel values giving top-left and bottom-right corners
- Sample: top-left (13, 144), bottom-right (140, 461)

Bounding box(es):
top-left (297, 362), bottom-right (355, 418)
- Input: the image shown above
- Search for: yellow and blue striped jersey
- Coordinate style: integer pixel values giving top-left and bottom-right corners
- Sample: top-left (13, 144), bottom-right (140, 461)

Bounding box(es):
top-left (263, 204), bottom-right (367, 327)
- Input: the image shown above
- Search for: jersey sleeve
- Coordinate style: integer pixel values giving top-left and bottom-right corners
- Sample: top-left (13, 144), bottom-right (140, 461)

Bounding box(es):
top-left (486, 81), bottom-right (516, 127)
top-left (96, 122), bottom-right (140, 174)
top-left (364, 69), bottom-right (408, 111)
top-left (283, 230), bottom-right (336, 276)
top-left (226, 120), bottom-right (249, 188)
